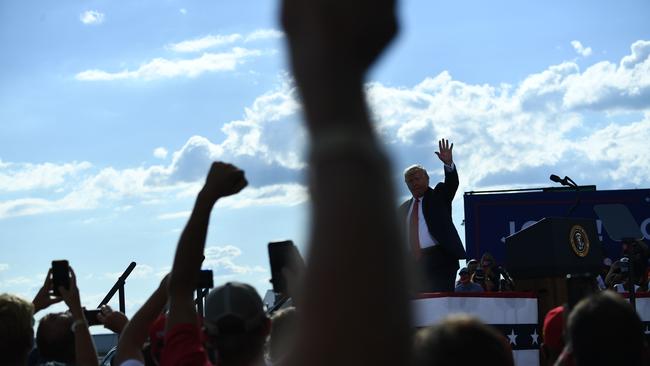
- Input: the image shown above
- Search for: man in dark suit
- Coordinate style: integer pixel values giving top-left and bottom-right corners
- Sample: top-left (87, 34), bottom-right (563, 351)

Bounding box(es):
top-left (400, 139), bottom-right (467, 292)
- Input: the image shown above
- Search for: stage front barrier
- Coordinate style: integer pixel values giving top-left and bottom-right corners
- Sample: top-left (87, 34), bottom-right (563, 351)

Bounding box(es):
top-left (412, 292), bottom-right (539, 366)
top-left (624, 292), bottom-right (650, 335)
top-left (412, 292), bottom-right (650, 366)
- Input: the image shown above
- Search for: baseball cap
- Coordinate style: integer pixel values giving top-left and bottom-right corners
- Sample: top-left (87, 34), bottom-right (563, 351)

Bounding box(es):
top-left (459, 267), bottom-right (469, 275)
top-left (542, 306), bottom-right (565, 352)
top-left (204, 282), bottom-right (266, 336)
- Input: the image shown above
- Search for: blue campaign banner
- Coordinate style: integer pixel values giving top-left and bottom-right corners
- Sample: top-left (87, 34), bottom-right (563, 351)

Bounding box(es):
top-left (463, 188), bottom-right (650, 265)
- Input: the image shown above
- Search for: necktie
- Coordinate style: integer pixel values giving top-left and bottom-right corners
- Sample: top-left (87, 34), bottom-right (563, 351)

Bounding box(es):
top-left (410, 198), bottom-right (422, 260)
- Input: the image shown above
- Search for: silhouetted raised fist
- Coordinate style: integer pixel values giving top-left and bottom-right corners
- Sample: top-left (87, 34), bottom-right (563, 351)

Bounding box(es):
top-left (200, 162), bottom-right (247, 204)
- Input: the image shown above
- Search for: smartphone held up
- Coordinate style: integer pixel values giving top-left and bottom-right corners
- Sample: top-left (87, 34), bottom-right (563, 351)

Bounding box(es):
top-left (51, 260), bottom-right (70, 296)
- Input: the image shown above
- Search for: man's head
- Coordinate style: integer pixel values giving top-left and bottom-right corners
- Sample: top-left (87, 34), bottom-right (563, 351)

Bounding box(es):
top-left (0, 293), bottom-right (34, 365)
top-left (203, 282), bottom-right (270, 365)
top-left (566, 291), bottom-right (646, 366)
top-left (413, 315), bottom-right (514, 366)
top-left (37, 311), bottom-right (76, 363)
top-left (404, 165), bottom-right (429, 198)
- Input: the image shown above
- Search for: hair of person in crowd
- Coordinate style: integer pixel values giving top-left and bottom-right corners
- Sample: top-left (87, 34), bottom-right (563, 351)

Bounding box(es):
top-left (36, 312), bottom-right (77, 363)
top-left (0, 293), bottom-right (35, 366)
top-left (480, 252), bottom-right (496, 269)
top-left (466, 259), bottom-right (479, 276)
top-left (413, 314), bottom-right (514, 366)
top-left (266, 306), bottom-right (297, 365)
top-left (203, 282), bottom-right (271, 366)
top-left (564, 290), bottom-right (647, 366)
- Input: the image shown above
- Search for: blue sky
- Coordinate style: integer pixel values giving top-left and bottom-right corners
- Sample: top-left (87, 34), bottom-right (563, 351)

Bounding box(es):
top-left (1, 0), bottom-right (649, 330)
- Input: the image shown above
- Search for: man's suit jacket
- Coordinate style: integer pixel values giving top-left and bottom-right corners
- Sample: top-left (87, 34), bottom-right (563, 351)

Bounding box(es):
top-left (400, 166), bottom-right (467, 268)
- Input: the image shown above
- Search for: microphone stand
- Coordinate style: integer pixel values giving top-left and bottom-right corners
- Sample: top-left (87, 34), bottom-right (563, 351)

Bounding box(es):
top-left (622, 239), bottom-right (638, 311)
top-left (566, 179), bottom-right (581, 217)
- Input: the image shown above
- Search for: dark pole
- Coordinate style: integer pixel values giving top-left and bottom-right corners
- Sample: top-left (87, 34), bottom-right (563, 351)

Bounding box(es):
top-left (98, 262), bottom-right (137, 308)
top-left (119, 286), bottom-right (126, 313)
top-left (196, 289), bottom-right (204, 316)
top-left (620, 239), bottom-right (638, 312)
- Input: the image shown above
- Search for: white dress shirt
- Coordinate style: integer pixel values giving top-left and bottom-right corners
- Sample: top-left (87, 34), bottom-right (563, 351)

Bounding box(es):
top-left (406, 197), bottom-right (439, 249)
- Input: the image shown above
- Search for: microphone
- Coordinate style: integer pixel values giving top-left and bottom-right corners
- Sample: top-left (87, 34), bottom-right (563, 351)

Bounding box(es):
top-left (549, 174), bottom-right (563, 184)
top-left (549, 174), bottom-right (576, 187)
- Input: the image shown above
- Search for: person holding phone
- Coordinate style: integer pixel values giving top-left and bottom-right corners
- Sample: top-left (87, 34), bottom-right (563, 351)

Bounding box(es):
top-left (35, 265), bottom-right (99, 366)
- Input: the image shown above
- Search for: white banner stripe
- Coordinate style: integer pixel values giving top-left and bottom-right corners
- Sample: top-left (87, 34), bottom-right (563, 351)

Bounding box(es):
top-left (632, 297), bottom-right (650, 321)
top-left (513, 350), bottom-right (540, 366)
top-left (412, 297), bottom-right (538, 326)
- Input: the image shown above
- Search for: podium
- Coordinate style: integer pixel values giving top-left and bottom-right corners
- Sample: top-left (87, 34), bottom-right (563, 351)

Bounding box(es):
top-left (505, 217), bottom-right (604, 322)
top-left (506, 217), bottom-right (603, 278)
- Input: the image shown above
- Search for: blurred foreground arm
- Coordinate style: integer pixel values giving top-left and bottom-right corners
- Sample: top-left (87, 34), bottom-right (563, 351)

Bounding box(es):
top-left (282, 0), bottom-right (410, 365)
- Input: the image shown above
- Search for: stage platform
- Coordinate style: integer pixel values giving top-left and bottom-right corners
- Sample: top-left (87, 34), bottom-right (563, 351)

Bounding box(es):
top-left (412, 292), bottom-right (650, 366)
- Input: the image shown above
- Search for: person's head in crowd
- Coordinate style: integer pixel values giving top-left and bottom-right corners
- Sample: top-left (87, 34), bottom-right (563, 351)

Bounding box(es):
top-left (615, 257), bottom-right (635, 291)
top-left (458, 267), bottom-right (471, 285)
top-left (203, 282), bottom-right (271, 366)
top-left (564, 290), bottom-right (647, 366)
top-left (266, 307), bottom-right (297, 366)
top-left (0, 293), bottom-right (35, 365)
top-left (413, 314), bottom-right (514, 366)
top-left (466, 259), bottom-right (479, 276)
top-left (472, 266), bottom-right (486, 288)
top-left (623, 240), bottom-right (650, 285)
top-left (36, 311), bottom-right (76, 363)
top-left (601, 257), bottom-right (612, 276)
top-left (480, 252), bottom-right (496, 274)
top-left (605, 259), bottom-right (625, 288)
top-left (541, 306), bottom-right (564, 366)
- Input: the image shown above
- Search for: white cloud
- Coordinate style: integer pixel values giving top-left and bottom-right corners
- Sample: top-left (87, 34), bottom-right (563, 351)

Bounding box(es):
top-left (6, 39), bottom-right (649, 220)
top-left (0, 264), bottom-right (8, 272)
top-left (157, 210), bottom-right (191, 220)
top-left (244, 29), bottom-right (284, 42)
top-left (363, 41), bottom-right (650, 192)
top-left (0, 88), bottom-right (305, 219)
top-left (571, 40), bottom-right (592, 57)
top-left (576, 114), bottom-right (650, 185)
top-left (75, 48), bottom-right (261, 81)
top-left (167, 29), bottom-right (283, 53)
top-left (218, 184), bottom-right (307, 208)
top-left (167, 34), bottom-right (243, 53)
top-left (621, 40), bottom-right (650, 68)
top-left (563, 41), bottom-right (650, 110)
top-left (203, 245), bottom-right (267, 275)
top-left (179, 8), bottom-right (187, 15)
top-left (153, 147), bottom-right (168, 159)
top-left (0, 164), bottom-right (183, 219)
top-left (0, 161), bottom-right (92, 192)
top-left (80, 10), bottom-right (105, 25)
top-left (0, 276), bottom-right (37, 289)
